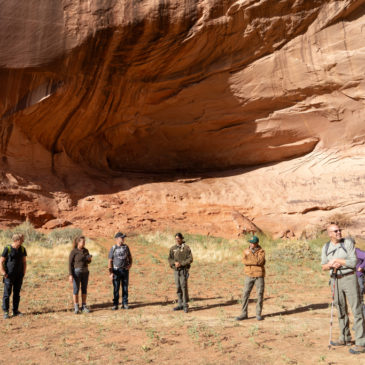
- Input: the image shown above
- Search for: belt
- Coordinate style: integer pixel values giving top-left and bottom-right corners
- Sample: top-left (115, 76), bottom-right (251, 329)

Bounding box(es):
top-left (335, 271), bottom-right (355, 279)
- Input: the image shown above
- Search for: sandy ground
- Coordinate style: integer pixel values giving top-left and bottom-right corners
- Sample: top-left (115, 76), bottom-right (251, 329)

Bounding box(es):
top-left (0, 237), bottom-right (363, 365)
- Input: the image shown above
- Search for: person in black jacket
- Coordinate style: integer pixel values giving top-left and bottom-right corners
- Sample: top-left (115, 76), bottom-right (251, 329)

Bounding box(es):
top-left (69, 236), bottom-right (92, 314)
top-left (1, 234), bottom-right (27, 319)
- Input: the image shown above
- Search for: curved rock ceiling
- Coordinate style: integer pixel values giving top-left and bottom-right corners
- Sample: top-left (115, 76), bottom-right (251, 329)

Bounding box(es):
top-left (1, 0), bottom-right (364, 173)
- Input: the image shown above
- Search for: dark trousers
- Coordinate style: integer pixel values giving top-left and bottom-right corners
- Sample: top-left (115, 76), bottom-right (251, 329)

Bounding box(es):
top-left (72, 270), bottom-right (89, 295)
top-left (113, 268), bottom-right (129, 305)
top-left (2, 275), bottom-right (23, 313)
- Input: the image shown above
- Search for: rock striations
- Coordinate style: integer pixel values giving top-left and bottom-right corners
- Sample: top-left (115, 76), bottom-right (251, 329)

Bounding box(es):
top-left (0, 0), bottom-right (365, 238)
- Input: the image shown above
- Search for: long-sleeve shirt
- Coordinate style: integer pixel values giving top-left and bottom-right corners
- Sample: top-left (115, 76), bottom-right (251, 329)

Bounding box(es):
top-left (69, 248), bottom-right (90, 275)
top-left (321, 238), bottom-right (356, 276)
top-left (242, 246), bottom-right (265, 277)
top-left (168, 244), bottom-right (193, 270)
top-left (356, 247), bottom-right (365, 278)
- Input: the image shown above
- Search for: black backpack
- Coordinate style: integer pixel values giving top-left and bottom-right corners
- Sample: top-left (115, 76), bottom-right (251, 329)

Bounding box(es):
top-left (4, 245), bottom-right (25, 274)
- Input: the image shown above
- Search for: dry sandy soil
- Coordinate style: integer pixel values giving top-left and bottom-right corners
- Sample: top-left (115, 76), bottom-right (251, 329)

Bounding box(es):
top-left (0, 236), bottom-right (363, 365)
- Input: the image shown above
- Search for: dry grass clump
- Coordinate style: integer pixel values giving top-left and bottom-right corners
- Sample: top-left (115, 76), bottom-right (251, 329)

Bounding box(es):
top-left (326, 213), bottom-right (353, 228)
top-left (26, 239), bottom-right (104, 266)
top-left (268, 240), bottom-right (321, 261)
top-left (138, 232), bottom-right (245, 263)
top-left (0, 223), bottom-right (104, 265)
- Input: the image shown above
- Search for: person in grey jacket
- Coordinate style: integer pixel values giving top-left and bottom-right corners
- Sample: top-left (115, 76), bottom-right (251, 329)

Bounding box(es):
top-left (321, 223), bottom-right (365, 354)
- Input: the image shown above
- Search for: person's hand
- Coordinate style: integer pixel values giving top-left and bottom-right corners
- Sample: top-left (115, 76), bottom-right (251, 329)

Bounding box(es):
top-left (358, 267), bottom-right (364, 272)
top-left (2, 273), bottom-right (8, 279)
top-left (175, 262), bottom-right (181, 268)
top-left (109, 273), bottom-right (114, 281)
top-left (244, 249), bottom-right (250, 256)
top-left (68, 275), bottom-right (73, 283)
top-left (328, 259), bottom-right (341, 268)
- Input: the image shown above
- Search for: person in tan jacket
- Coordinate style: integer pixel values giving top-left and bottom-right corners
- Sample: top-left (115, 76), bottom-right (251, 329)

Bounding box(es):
top-left (236, 236), bottom-right (265, 321)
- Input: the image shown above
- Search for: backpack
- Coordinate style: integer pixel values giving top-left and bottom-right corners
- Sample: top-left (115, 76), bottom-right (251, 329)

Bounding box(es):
top-left (111, 244), bottom-right (130, 268)
top-left (324, 240), bottom-right (348, 257)
top-left (4, 245), bottom-right (25, 274)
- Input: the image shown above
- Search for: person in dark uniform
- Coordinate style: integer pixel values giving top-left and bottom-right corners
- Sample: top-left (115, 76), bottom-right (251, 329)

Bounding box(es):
top-left (1, 234), bottom-right (27, 319)
top-left (108, 232), bottom-right (133, 310)
top-left (69, 236), bottom-right (92, 314)
top-left (168, 233), bottom-right (193, 313)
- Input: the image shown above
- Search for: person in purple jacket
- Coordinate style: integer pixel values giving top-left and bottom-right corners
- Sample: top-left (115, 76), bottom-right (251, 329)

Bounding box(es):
top-left (355, 243), bottom-right (365, 314)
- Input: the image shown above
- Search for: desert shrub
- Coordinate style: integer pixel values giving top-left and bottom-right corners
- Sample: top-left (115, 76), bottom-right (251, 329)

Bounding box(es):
top-left (0, 222), bottom-right (46, 243)
top-left (326, 213), bottom-right (353, 228)
top-left (269, 240), bottom-right (321, 261)
top-left (47, 227), bottom-right (83, 246)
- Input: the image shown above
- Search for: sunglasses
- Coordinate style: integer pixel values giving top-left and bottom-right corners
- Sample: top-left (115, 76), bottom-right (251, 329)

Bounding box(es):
top-left (330, 229), bottom-right (342, 233)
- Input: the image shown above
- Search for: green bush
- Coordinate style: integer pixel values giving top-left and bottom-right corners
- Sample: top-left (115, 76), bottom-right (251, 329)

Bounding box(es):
top-left (0, 222), bottom-right (46, 243)
top-left (48, 227), bottom-right (83, 246)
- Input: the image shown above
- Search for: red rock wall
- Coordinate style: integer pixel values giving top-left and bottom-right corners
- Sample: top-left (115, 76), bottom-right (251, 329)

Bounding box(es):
top-left (0, 0), bottom-right (365, 237)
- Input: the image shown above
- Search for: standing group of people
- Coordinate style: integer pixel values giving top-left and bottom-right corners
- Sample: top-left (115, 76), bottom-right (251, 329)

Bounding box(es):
top-left (2, 224), bottom-right (365, 356)
top-left (0, 230), bottom-right (262, 319)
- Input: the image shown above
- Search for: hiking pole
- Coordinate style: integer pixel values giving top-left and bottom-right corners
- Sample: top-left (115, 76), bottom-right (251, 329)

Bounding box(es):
top-left (328, 268), bottom-right (337, 350)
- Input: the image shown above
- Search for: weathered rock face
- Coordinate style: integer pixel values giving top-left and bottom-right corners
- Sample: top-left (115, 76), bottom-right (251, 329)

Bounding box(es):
top-left (0, 0), bottom-right (365, 237)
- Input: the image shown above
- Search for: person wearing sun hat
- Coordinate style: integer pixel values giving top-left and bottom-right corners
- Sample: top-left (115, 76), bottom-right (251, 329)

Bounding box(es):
top-left (236, 235), bottom-right (266, 321)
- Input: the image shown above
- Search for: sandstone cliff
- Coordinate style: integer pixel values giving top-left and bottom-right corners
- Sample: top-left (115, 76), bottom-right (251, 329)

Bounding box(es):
top-left (0, 0), bottom-right (365, 238)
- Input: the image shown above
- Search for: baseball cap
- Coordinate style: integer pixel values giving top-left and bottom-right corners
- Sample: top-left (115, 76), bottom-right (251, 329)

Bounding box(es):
top-left (248, 236), bottom-right (259, 244)
top-left (114, 232), bottom-right (126, 239)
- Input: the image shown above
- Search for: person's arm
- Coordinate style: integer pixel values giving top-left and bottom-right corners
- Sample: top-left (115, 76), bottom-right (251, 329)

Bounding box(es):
top-left (84, 248), bottom-right (91, 263)
top-left (330, 241), bottom-right (357, 269)
top-left (69, 250), bottom-right (75, 276)
top-left (243, 249), bottom-right (264, 266)
top-left (22, 256), bottom-right (27, 276)
top-left (168, 247), bottom-right (175, 268)
top-left (180, 247), bottom-right (193, 267)
top-left (127, 247), bottom-right (132, 269)
top-left (68, 250), bottom-right (75, 282)
top-left (321, 244), bottom-right (332, 271)
top-left (0, 256), bottom-right (7, 278)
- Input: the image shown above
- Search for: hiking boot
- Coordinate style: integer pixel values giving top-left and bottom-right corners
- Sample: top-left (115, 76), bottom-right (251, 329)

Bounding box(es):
top-left (13, 310), bottom-right (22, 317)
top-left (74, 308), bottom-right (80, 314)
top-left (349, 346), bottom-right (365, 354)
top-left (256, 315), bottom-right (263, 321)
top-left (183, 307), bottom-right (189, 313)
top-left (173, 306), bottom-right (183, 311)
top-left (3, 312), bottom-right (10, 319)
top-left (236, 314), bottom-right (248, 321)
top-left (81, 306), bottom-right (90, 313)
top-left (112, 305), bottom-right (118, 310)
top-left (330, 340), bottom-right (351, 347)
top-left (123, 304), bottom-right (129, 309)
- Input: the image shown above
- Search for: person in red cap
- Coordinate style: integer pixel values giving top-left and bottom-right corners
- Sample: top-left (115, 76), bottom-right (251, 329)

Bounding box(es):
top-left (108, 232), bottom-right (132, 310)
top-left (236, 235), bottom-right (266, 321)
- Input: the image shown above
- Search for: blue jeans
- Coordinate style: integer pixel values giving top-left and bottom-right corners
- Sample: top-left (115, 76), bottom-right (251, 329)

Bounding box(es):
top-left (113, 268), bottom-right (129, 306)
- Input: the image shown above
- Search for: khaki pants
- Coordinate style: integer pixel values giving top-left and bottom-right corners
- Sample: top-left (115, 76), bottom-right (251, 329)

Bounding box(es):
top-left (332, 273), bottom-right (365, 346)
top-left (241, 276), bottom-right (264, 317)
top-left (174, 269), bottom-right (189, 308)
